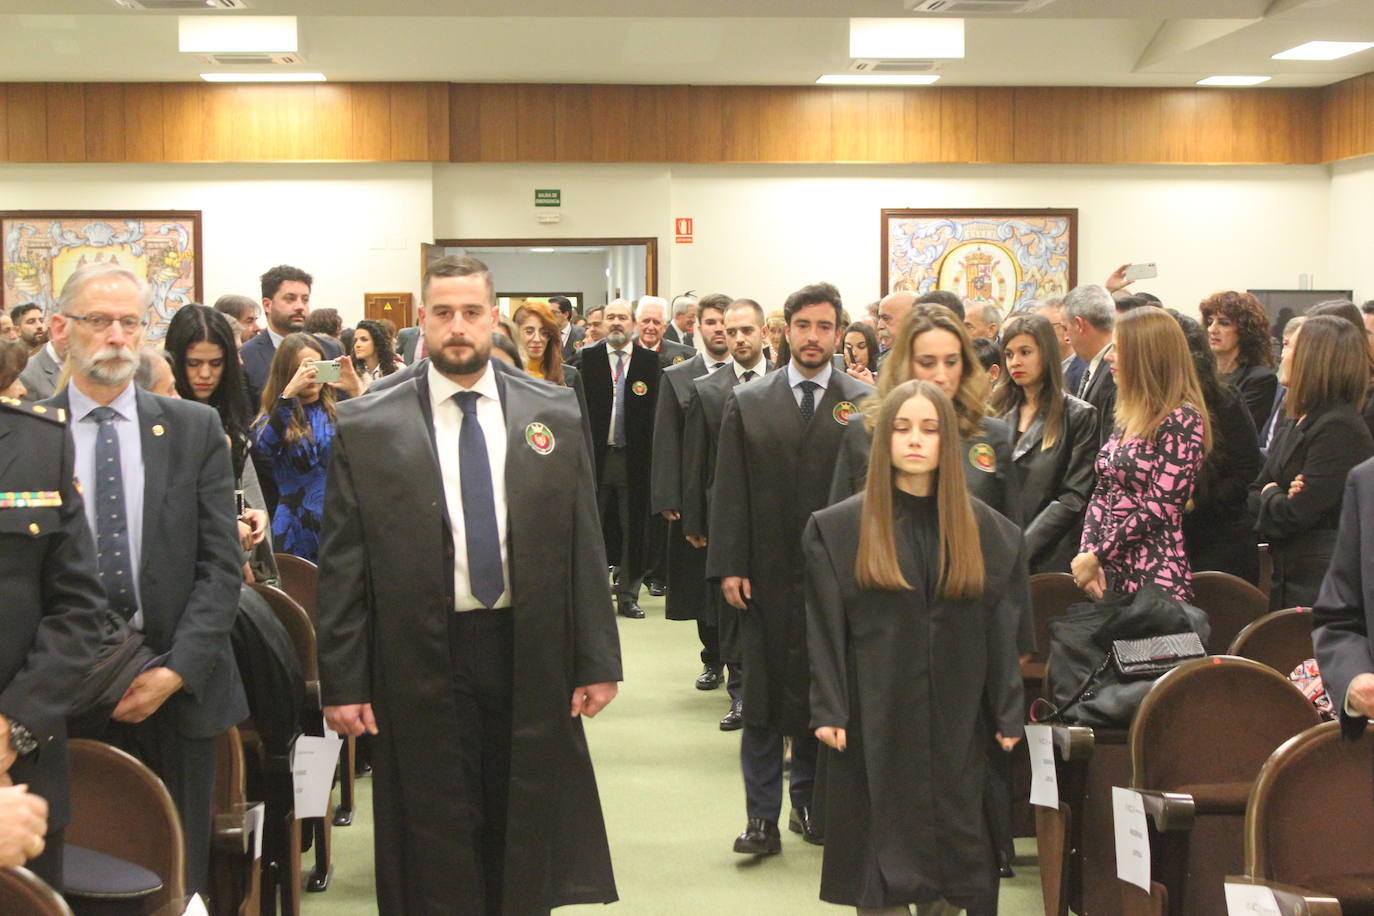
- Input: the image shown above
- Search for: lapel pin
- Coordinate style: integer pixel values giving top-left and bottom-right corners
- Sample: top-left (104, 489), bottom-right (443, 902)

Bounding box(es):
top-left (631, 380), bottom-right (648, 396)
top-left (152, 424), bottom-right (165, 437)
top-left (833, 401), bottom-right (858, 426)
top-left (525, 422), bottom-right (556, 456)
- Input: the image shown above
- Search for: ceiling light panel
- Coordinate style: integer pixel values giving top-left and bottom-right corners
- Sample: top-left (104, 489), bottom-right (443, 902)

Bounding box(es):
top-left (1196, 75), bottom-right (1271, 86)
top-left (817, 74), bottom-right (942, 86)
top-left (200, 72), bottom-right (324, 82)
top-left (179, 16), bottom-right (297, 54)
top-left (849, 18), bottom-right (964, 60)
top-left (1272, 41), bottom-right (1374, 61)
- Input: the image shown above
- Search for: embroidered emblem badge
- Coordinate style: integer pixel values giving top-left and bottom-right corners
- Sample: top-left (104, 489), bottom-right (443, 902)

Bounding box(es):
top-left (833, 401), bottom-right (859, 426)
top-left (969, 442), bottom-right (996, 473)
top-left (525, 422), bottom-right (555, 455)
top-left (632, 380), bottom-right (648, 396)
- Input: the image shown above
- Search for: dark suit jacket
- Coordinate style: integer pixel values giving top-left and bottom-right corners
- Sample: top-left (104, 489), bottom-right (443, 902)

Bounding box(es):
top-left (43, 388), bottom-right (248, 738)
top-left (664, 323), bottom-right (693, 350)
top-left (396, 326), bottom-right (421, 365)
top-left (655, 339), bottom-right (696, 368)
top-left (1063, 354), bottom-right (1087, 398)
top-left (0, 400), bottom-right (107, 828)
top-left (1001, 394), bottom-right (1099, 574)
top-left (17, 345), bottom-right (62, 403)
top-left (1313, 456), bottom-right (1374, 739)
top-left (681, 362), bottom-right (769, 539)
top-left (1225, 363), bottom-right (1280, 437)
top-left (560, 324), bottom-right (585, 363)
top-left (1183, 387), bottom-right (1262, 583)
top-left (241, 330), bottom-right (343, 409)
top-left (1080, 354), bottom-right (1117, 447)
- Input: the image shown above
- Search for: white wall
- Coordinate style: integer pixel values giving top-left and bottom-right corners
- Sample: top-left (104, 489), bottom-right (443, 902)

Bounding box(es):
top-left (0, 162), bottom-right (435, 326)
top-left (456, 249), bottom-right (609, 307)
top-left (1327, 155), bottom-right (1374, 304)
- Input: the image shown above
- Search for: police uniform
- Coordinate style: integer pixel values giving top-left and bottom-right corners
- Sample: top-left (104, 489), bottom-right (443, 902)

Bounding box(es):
top-left (0, 397), bottom-right (107, 891)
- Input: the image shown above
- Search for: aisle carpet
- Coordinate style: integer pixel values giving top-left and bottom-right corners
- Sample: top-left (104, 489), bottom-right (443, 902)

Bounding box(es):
top-left (303, 594), bottom-right (1044, 915)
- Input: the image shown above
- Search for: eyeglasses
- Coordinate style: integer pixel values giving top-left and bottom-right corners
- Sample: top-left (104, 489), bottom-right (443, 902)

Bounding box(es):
top-left (62, 312), bottom-right (148, 333)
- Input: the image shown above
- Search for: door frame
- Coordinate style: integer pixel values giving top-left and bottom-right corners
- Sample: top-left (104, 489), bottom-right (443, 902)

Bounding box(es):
top-left (433, 237), bottom-right (659, 299)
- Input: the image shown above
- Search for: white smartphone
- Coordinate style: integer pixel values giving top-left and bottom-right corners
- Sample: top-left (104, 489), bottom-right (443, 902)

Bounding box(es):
top-left (309, 359), bottom-right (341, 383)
top-left (1124, 262), bottom-right (1158, 283)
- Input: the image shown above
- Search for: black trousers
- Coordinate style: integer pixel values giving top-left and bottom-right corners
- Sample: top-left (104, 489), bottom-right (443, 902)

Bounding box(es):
top-left (696, 621), bottom-right (743, 701)
top-left (447, 608), bottom-right (515, 916)
top-left (597, 448), bottom-right (642, 604)
top-left (740, 724), bottom-right (818, 823)
top-left (26, 827), bottom-right (63, 893)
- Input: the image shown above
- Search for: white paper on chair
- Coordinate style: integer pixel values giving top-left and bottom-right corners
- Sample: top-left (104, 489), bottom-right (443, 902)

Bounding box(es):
top-left (292, 734), bottom-right (343, 819)
top-left (183, 894), bottom-right (209, 916)
top-left (1224, 883), bottom-right (1282, 915)
top-left (1025, 724), bottom-right (1059, 809)
top-left (244, 802), bottom-right (265, 860)
top-left (1112, 786), bottom-right (1151, 892)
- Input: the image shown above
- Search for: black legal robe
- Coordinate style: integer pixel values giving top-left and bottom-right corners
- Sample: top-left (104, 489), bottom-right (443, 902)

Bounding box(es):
top-left (655, 338), bottom-right (696, 368)
top-left (579, 340), bottom-right (661, 574)
top-left (805, 492), bottom-right (1027, 912)
top-left (316, 361), bottom-right (622, 914)
top-left (650, 353), bottom-right (710, 621)
top-left (705, 367), bottom-right (874, 735)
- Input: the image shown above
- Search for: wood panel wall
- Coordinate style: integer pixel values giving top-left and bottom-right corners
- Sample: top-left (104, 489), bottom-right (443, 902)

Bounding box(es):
top-left (0, 82), bottom-right (449, 163)
top-left (0, 78), bottom-right (1360, 165)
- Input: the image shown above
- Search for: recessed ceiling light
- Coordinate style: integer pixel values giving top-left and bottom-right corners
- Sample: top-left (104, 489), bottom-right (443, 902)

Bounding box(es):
top-left (849, 18), bottom-right (964, 60)
top-left (528, 248), bottom-right (557, 253)
top-left (1196, 75), bottom-right (1271, 87)
top-left (200, 72), bottom-right (326, 82)
top-left (179, 16), bottom-right (297, 53)
top-left (818, 74), bottom-right (941, 86)
top-left (1272, 41), bottom-right (1374, 61)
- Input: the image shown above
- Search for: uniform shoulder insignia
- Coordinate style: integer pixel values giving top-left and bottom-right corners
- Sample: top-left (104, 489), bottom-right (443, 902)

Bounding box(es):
top-left (0, 397), bottom-right (67, 425)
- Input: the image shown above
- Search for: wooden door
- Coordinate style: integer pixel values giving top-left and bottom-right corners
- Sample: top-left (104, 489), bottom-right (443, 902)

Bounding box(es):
top-left (363, 292), bottom-right (414, 326)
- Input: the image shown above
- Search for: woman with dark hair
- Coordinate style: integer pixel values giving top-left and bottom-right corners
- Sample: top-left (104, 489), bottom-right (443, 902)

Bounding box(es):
top-left (251, 332), bottom-right (341, 562)
top-left (992, 313), bottom-right (1098, 574)
top-left (1249, 316), bottom-right (1374, 609)
top-left (806, 379), bottom-right (1026, 916)
top-left (0, 338), bottom-right (28, 399)
top-left (1170, 310), bottom-right (1264, 584)
top-left (352, 318), bottom-right (400, 381)
top-left (1199, 290), bottom-right (1278, 432)
top-left (842, 322), bottom-right (879, 374)
top-left (165, 304), bottom-right (275, 580)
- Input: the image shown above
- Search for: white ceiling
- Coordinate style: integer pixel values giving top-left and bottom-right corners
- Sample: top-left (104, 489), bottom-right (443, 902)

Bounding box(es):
top-left (2, 0), bottom-right (1373, 87)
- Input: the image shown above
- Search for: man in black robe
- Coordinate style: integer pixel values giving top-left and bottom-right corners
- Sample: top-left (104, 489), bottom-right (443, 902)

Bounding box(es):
top-left (706, 282), bottom-right (874, 855)
top-left (652, 294), bottom-right (732, 688)
top-left (635, 296), bottom-right (693, 594)
top-left (682, 298), bottom-right (771, 730)
top-left (318, 255), bottom-right (622, 915)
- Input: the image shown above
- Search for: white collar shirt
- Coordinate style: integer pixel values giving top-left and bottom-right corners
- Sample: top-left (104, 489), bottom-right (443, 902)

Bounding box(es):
top-left (786, 360), bottom-right (833, 408)
top-left (732, 357), bottom-right (764, 382)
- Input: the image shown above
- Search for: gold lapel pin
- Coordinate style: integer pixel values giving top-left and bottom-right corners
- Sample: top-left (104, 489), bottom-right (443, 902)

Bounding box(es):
top-left (152, 424), bottom-right (165, 437)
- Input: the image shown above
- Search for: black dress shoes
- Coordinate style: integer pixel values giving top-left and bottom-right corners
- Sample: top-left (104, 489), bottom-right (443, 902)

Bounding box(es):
top-left (719, 699), bottom-right (743, 731)
top-left (695, 665), bottom-right (724, 690)
top-left (732, 818), bottom-right (781, 856)
top-left (788, 806), bottom-right (823, 845)
top-left (647, 580), bottom-right (667, 597)
top-left (617, 601), bottom-right (645, 619)
top-left (998, 852), bottom-right (1015, 879)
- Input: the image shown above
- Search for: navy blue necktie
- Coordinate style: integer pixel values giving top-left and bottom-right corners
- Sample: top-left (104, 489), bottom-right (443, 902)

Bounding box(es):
top-left (454, 391), bottom-right (504, 609)
top-left (612, 350), bottom-right (627, 448)
top-left (91, 406), bottom-right (138, 620)
top-left (799, 380), bottom-right (819, 424)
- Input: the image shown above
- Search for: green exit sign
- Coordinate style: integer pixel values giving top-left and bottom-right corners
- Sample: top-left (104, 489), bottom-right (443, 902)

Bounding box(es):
top-left (535, 189), bottom-right (561, 207)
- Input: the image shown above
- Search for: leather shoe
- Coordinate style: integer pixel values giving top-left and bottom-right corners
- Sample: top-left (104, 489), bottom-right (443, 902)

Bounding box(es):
top-left (617, 601), bottom-right (645, 619)
top-left (788, 806), bottom-right (823, 845)
top-left (719, 699), bottom-right (743, 731)
top-left (732, 818), bottom-right (781, 856)
top-left (695, 665), bottom-right (723, 690)
top-left (998, 852), bottom-right (1015, 879)
top-left (647, 580), bottom-right (667, 597)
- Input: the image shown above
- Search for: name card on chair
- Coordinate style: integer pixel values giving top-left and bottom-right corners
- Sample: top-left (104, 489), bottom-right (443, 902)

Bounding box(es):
top-left (1224, 883), bottom-right (1282, 915)
top-left (292, 734), bottom-right (343, 819)
top-left (244, 802), bottom-right (265, 861)
top-left (1113, 786), bottom-right (1151, 892)
top-left (183, 894), bottom-right (209, 916)
top-left (1026, 725), bottom-right (1059, 809)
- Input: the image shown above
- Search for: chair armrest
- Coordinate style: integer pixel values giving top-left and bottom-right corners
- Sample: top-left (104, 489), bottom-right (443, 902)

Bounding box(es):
top-left (1224, 877), bottom-right (1342, 916)
top-left (1134, 789), bottom-right (1196, 832)
top-left (1050, 725), bottom-right (1095, 761)
top-left (213, 806), bottom-right (249, 854)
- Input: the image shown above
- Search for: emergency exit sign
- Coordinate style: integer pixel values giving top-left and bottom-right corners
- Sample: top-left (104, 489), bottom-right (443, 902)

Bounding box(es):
top-left (535, 189), bottom-right (561, 207)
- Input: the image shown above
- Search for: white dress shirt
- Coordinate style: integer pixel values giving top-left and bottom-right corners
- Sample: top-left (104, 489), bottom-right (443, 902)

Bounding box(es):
top-left (732, 357), bottom-right (764, 382)
top-left (427, 363), bottom-right (512, 611)
top-left (786, 360), bottom-right (833, 408)
top-left (267, 326), bottom-right (284, 350)
top-left (606, 344), bottom-right (632, 446)
top-left (1080, 342), bottom-right (1113, 395)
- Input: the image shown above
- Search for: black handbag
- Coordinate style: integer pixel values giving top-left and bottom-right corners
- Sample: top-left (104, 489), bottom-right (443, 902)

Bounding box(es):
top-left (69, 609), bottom-right (159, 718)
top-left (1112, 632), bottom-right (1205, 679)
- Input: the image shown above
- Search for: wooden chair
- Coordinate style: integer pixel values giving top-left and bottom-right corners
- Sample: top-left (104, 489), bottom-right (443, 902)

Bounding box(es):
top-left (209, 727), bottom-right (261, 916)
top-left (1229, 720), bottom-right (1373, 913)
top-left (247, 583), bottom-right (334, 907)
top-left (65, 739), bottom-right (185, 916)
top-left (1122, 656), bottom-right (1321, 916)
top-left (1228, 608), bottom-right (1314, 680)
top-left (1191, 571), bottom-right (1268, 655)
top-left (0, 868), bottom-right (74, 916)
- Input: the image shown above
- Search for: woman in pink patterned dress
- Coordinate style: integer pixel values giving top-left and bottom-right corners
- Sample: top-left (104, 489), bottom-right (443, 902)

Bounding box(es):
top-left (1073, 307), bottom-right (1211, 602)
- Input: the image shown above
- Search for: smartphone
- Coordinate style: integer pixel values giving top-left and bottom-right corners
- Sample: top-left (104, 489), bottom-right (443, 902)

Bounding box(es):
top-left (845, 344), bottom-right (856, 365)
top-left (1124, 263), bottom-right (1158, 283)
top-left (235, 489), bottom-right (246, 518)
top-left (310, 359), bottom-right (341, 383)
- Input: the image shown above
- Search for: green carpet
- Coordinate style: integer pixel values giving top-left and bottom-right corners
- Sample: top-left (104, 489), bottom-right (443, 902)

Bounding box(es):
top-left (303, 595), bottom-right (1045, 914)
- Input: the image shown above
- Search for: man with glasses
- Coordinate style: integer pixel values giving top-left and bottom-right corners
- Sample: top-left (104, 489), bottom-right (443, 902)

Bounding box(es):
top-left (42, 262), bottom-right (246, 896)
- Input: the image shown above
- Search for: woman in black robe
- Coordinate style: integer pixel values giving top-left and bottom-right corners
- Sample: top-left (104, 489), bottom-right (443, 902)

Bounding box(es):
top-left (806, 380), bottom-right (1027, 916)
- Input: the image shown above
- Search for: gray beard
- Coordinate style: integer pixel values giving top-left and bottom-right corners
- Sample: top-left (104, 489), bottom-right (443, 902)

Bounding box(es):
top-left (606, 330), bottom-right (629, 348)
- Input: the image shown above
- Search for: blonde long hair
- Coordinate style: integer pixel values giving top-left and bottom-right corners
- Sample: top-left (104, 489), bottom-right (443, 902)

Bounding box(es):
top-left (856, 380), bottom-right (985, 598)
top-left (867, 304), bottom-right (988, 439)
top-left (1113, 306), bottom-right (1212, 451)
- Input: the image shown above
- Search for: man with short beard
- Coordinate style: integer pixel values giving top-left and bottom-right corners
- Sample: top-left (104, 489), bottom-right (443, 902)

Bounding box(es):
top-left (14, 304), bottom-right (65, 402)
top-left (240, 264), bottom-right (341, 410)
top-left (42, 262), bottom-right (246, 896)
top-left (578, 298), bottom-right (661, 618)
top-left (651, 294), bottom-right (732, 685)
top-left (707, 282), bottom-right (873, 855)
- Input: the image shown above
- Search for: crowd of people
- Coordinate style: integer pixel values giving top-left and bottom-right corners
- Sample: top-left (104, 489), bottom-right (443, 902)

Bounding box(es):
top-left (5, 254), bottom-right (1374, 916)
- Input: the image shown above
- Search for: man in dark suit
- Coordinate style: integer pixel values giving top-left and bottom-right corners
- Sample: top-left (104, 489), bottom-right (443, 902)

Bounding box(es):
top-left (317, 255), bottom-right (620, 915)
top-left (682, 298), bottom-right (770, 730)
top-left (239, 264), bottom-right (342, 410)
top-left (651, 294), bottom-right (730, 684)
top-left (1064, 283), bottom-right (1117, 446)
top-left (0, 396), bottom-right (107, 889)
top-left (16, 326), bottom-right (64, 403)
top-left (550, 296), bottom-right (585, 362)
top-left (45, 262), bottom-right (247, 895)
top-left (707, 282), bottom-right (872, 855)
top-left (580, 299), bottom-right (661, 618)
top-left (396, 324), bottom-right (423, 365)
top-left (1314, 456), bottom-right (1374, 739)
top-left (664, 294), bottom-right (697, 349)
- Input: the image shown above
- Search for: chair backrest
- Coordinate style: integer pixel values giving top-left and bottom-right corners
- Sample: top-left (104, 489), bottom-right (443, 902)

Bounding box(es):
top-left (1029, 572), bottom-right (1082, 665)
top-left (66, 738), bottom-right (186, 912)
top-left (1130, 656), bottom-right (1321, 794)
top-left (1247, 720), bottom-right (1374, 883)
top-left (0, 868), bottom-right (74, 916)
top-left (213, 726), bottom-right (248, 853)
top-left (1228, 608), bottom-right (1314, 679)
top-left (274, 553), bottom-right (319, 626)
top-left (1191, 571), bottom-right (1269, 654)
top-left (248, 582), bottom-right (319, 690)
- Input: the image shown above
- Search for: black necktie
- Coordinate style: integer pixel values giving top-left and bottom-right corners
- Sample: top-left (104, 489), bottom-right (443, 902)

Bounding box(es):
top-left (799, 380), bottom-right (819, 424)
top-left (712, 361), bottom-right (726, 371)
top-left (91, 406), bottom-right (138, 620)
top-left (454, 391), bottom-right (504, 608)
top-left (1077, 365), bottom-right (1092, 398)
top-left (741, 370), bottom-right (756, 382)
